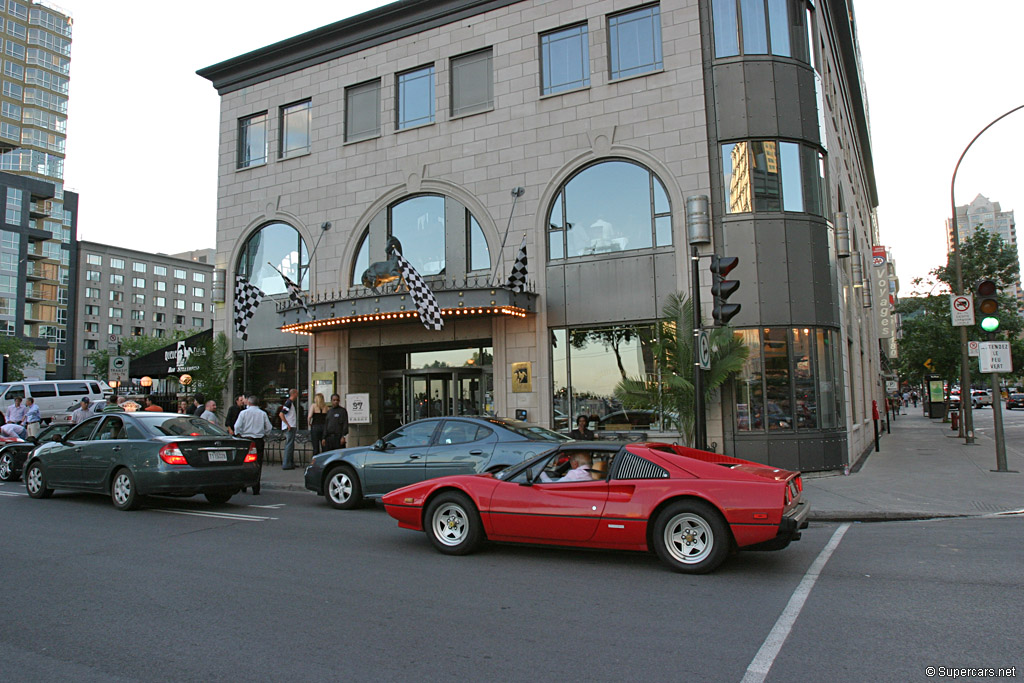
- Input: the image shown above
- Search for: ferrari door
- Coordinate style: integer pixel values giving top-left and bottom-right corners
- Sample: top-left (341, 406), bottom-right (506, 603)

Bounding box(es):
top-left (487, 448), bottom-right (608, 542)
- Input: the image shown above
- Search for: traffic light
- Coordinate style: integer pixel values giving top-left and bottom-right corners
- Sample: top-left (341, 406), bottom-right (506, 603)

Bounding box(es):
top-left (975, 280), bottom-right (999, 333)
top-left (710, 255), bottom-right (741, 326)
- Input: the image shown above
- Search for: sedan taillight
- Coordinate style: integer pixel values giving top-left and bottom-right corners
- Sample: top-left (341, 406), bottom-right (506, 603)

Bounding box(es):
top-left (159, 443), bottom-right (188, 465)
top-left (244, 442), bottom-right (258, 463)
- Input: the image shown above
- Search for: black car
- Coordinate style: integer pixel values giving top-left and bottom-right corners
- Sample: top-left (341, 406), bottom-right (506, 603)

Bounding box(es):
top-left (24, 413), bottom-right (259, 510)
top-left (1006, 393), bottom-right (1024, 410)
top-left (0, 422), bottom-right (74, 482)
top-left (305, 416), bottom-right (571, 509)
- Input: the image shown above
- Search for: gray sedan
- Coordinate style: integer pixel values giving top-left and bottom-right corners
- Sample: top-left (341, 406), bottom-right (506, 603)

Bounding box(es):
top-left (304, 416), bottom-right (571, 509)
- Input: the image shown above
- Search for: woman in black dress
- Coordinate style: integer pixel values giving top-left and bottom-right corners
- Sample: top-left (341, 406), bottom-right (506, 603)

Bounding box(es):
top-left (308, 393), bottom-right (328, 455)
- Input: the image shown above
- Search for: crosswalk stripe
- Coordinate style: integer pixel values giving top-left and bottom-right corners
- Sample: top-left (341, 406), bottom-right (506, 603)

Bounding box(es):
top-left (153, 508), bottom-right (276, 521)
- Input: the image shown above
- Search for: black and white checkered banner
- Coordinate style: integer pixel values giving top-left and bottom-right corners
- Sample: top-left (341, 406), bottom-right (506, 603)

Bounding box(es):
top-left (280, 271), bottom-right (310, 316)
top-left (395, 252), bottom-right (443, 331)
top-left (234, 275), bottom-right (265, 341)
top-left (506, 235), bottom-right (527, 292)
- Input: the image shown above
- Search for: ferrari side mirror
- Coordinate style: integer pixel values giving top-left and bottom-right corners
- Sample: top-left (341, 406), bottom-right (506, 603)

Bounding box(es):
top-left (520, 467), bottom-right (535, 486)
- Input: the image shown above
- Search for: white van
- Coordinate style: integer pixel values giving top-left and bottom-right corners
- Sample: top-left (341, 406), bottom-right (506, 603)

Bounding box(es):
top-left (0, 380), bottom-right (112, 423)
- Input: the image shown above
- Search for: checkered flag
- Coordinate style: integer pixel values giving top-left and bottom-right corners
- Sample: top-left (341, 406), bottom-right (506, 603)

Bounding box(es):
top-left (394, 252), bottom-right (444, 331)
top-left (234, 275), bottom-right (264, 341)
top-left (505, 235), bottom-right (528, 292)
top-left (280, 271), bottom-right (310, 316)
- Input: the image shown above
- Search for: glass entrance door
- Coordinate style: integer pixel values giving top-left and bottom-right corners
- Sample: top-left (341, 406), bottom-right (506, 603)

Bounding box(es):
top-left (404, 369), bottom-right (485, 424)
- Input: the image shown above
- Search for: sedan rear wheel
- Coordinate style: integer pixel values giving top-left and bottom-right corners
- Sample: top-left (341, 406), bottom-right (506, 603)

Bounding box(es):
top-left (325, 465), bottom-right (362, 510)
top-left (25, 462), bottom-right (52, 499)
top-left (111, 468), bottom-right (141, 511)
top-left (0, 452), bottom-right (16, 481)
top-left (425, 492), bottom-right (483, 556)
top-left (652, 501), bottom-right (730, 574)
top-left (205, 491), bottom-right (233, 505)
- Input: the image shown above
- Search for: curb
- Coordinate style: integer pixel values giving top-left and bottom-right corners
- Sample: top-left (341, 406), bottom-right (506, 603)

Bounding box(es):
top-left (809, 511), bottom-right (983, 523)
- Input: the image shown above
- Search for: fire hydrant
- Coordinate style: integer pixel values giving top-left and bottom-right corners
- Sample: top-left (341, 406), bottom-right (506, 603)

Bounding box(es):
top-left (951, 411), bottom-right (960, 431)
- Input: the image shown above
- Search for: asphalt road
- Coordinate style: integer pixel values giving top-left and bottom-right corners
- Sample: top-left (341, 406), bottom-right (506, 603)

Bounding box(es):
top-left (1, 483), bottom-right (1021, 682)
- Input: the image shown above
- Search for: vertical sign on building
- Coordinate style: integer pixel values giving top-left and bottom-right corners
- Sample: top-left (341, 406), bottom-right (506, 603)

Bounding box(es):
top-left (872, 246), bottom-right (893, 338)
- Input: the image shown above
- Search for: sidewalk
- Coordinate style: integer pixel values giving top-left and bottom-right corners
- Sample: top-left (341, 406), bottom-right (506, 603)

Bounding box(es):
top-left (803, 409), bottom-right (1024, 521)
top-left (254, 412), bottom-right (1024, 522)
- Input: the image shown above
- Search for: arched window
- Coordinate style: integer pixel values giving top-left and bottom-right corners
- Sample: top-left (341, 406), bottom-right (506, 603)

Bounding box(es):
top-left (237, 221), bottom-right (308, 295)
top-left (351, 231), bottom-right (370, 286)
top-left (548, 160), bottom-right (672, 260)
top-left (391, 195), bottom-right (446, 276)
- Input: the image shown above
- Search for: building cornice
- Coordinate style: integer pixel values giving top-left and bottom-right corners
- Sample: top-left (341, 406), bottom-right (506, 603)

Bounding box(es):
top-left (196, 0), bottom-right (524, 95)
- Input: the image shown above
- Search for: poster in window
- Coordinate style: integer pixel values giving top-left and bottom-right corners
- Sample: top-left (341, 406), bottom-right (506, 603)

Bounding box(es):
top-left (511, 361), bottom-right (532, 393)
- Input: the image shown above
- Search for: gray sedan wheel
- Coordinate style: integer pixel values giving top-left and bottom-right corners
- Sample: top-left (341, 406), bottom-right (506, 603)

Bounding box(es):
top-left (25, 462), bottom-right (52, 499)
top-left (111, 468), bottom-right (141, 511)
top-left (425, 492), bottom-right (484, 555)
top-left (652, 501), bottom-right (730, 574)
top-left (325, 465), bottom-right (362, 510)
top-left (0, 452), bottom-right (16, 481)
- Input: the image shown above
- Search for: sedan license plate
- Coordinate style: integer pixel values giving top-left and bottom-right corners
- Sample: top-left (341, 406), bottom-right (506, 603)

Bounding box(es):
top-left (208, 451), bottom-right (228, 462)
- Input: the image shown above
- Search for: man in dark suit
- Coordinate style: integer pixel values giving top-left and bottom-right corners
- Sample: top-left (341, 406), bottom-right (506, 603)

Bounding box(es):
top-left (225, 394), bottom-right (245, 435)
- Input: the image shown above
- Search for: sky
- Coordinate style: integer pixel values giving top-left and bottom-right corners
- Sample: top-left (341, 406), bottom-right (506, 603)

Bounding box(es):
top-left (56, 1), bottom-right (1024, 291)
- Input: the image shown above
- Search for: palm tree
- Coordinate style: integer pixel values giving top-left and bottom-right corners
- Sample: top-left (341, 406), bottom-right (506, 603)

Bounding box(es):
top-left (614, 292), bottom-right (748, 446)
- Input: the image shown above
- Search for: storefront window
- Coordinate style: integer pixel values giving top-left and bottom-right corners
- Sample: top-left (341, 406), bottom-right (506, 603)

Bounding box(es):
top-left (548, 160), bottom-right (672, 260)
top-left (551, 323), bottom-right (660, 432)
top-left (734, 326), bottom-right (842, 432)
top-left (237, 222), bottom-right (308, 295)
top-left (238, 347), bottom-right (308, 429)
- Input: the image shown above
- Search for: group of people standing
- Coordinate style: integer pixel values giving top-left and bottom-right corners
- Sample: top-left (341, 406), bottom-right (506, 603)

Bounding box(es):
top-left (1, 396), bottom-right (42, 440)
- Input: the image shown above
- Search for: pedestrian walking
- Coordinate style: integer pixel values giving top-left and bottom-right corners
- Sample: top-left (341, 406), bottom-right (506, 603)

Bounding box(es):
top-left (200, 400), bottom-right (219, 426)
top-left (23, 397), bottom-right (42, 438)
top-left (308, 393), bottom-right (328, 455)
top-left (324, 393), bottom-right (349, 451)
top-left (233, 395), bottom-right (273, 495)
top-left (278, 388), bottom-right (298, 469)
top-left (71, 398), bottom-right (92, 424)
top-left (911, 390), bottom-right (919, 408)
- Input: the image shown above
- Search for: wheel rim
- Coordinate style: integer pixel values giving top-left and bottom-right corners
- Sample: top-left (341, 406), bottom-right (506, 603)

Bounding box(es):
top-left (432, 502), bottom-right (469, 547)
top-left (329, 472), bottom-right (352, 503)
top-left (664, 513), bottom-right (714, 564)
top-left (27, 466), bottom-right (41, 493)
top-left (113, 472), bottom-right (131, 505)
top-left (0, 455), bottom-right (11, 479)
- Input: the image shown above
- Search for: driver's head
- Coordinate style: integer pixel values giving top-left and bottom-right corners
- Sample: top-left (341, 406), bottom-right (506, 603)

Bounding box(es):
top-left (570, 452), bottom-right (593, 469)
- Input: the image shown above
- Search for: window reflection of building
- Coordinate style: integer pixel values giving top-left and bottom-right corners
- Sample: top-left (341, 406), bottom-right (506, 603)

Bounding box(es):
top-left (237, 222), bottom-right (309, 295)
top-left (724, 140), bottom-right (826, 215)
top-left (734, 327), bottom-right (842, 433)
top-left (547, 160), bottom-right (672, 260)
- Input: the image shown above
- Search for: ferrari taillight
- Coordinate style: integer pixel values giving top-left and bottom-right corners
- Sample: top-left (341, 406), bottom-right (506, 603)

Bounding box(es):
top-left (244, 442), bottom-right (258, 463)
top-left (794, 475), bottom-right (803, 492)
top-left (159, 443), bottom-right (187, 465)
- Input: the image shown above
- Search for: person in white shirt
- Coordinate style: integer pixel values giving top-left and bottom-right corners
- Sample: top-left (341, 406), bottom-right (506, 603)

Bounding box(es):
top-left (5, 397), bottom-right (26, 425)
top-left (1, 422), bottom-right (26, 440)
top-left (200, 400), bottom-right (219, 426)
top-left (541, 452), bottom-right (594, 482)
top-left (232, 396), bottom-right (273, 495)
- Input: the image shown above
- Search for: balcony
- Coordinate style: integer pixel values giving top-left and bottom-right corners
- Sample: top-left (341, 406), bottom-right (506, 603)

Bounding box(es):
top-left (29, 200), bottom-right (52, 218)
top-left (25, 262), bottom-right (58, 282)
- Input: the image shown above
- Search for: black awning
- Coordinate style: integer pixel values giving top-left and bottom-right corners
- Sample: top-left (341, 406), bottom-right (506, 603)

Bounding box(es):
top-left (128, 329), bottom-right (213, 378)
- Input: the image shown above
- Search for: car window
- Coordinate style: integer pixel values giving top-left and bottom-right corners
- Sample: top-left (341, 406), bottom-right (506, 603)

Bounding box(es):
top-left (57, 381), bottom-right (90, 396)
top-left (142, 416), bottom-right (230, 437)
top-left (88, 382), bottom-right (102, 394)
top-left (385, 421), bottom-right (438, 448)
top-left (39, 424), bottom-right (72, 442)
top-left (124, 422), bottom-right (147, 440)
top-left (509, 449), bottom-right (613, 484)
top-left (94, 417), bottom-right (127, 441)
top-left (438, 421), bottom-right (484, 445)
top-left (28, 383), bottom-right (58, 398)
top-left (487, 419), bottom-right (571, 442)
top-left (2, 384), bottom-right (24, 400)
top-left (65, 419), bottom-right (100, 441)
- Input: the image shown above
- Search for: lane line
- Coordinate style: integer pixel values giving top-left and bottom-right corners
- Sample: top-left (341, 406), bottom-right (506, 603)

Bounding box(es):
top-left (153, 509), bottom-right (276, 521)
top-left (0, 490), bottom-right (27, 497)
top-left (740, 522), bottom-right (851, 683)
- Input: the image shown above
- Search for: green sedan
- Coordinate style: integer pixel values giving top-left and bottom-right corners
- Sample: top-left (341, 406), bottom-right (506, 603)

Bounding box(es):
top-left (24, 412), bottom-right (260, 510)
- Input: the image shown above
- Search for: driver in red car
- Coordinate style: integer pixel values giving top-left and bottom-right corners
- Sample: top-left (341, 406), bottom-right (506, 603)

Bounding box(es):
top-left (541, 451), bottom-right (593, 482)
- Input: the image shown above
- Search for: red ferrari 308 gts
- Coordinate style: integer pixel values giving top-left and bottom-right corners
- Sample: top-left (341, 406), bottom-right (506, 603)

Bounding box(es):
top-left (382, 441), bottom-right (810, 574)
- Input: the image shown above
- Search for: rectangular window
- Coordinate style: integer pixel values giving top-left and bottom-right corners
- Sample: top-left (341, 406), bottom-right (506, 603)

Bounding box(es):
top-left (1, 100), bottom-right (19, 119)
top-left (131, 293), bottom-right (145, 305)
top-left (451, 49), bottom-right (493, 117)
top-left (154, 328), bottom-right (165, 338)
top-left (174, 315), bottom-right (185, 325)
top-left (86, 253), bottom-right (102, 266)
top-left (155, 280), bottom-right (166, 291)
top-left (0, 273), bottom-right (13, 293)
top-left (132, 277), bottom-right (145, 288)
top-left (174, 299), bottom-right (185, 310)
top-left (153, 312), bottom-right (165, 323)
top-left (110, 274), bottom-right (124, 286)
top-left (345, 80), bottom-right (380, 142)
top-left (84, 322), bottom-right (98, 332)
top-left (174, 283), bottom-right (185, 295)
top-left (174, 268), bottom-right (185, 279)
top-left (192, 287), bottom-right (205, 297)
top-left (740, 0), bottom-right (768, 54)
top-left (86, 270), bottom-right (100, 281)
top-left (130, 309), bottom-right (144, 320)
top-left (2, 80), bottom-right (21, 100)
top-left (84, 339), bottom-right (98, 350)
top-left (5, 187), bottom-right (21, 224)
top-left (237, 111), bottom-right (268, 168)
top-left (154, 265), bottom-right (167, 276)
top-left (131, 327), bottom-right (144, 336)
top-left (110, 258), bottom-right (124, 269)
top-left (154, 296), bottom-right (166, 307)
top-left (779, 141), bottom-right (803, 211)
top-left (84, 305), bottom-right (100, 316)
top-left (191, 302), bottom-right (203, 312)
top-left (280, 100), bottom-right (311, 158)
top-left (132, 262), bottom-right (146, 273)
top-left (192, 317), bottom-right (204, 327)
top-left (541, 24), bottom-right (590, 95)
top-left (85, 287), bottom-right (100, 298)
top-left (711, 0), bottom-right (739, 57)
top-left (108, 324), bottom-right (121, 335)
top-left (193, 272), bottom-right (205, 282)
top-left (608, 5), bottom-right (663, 80)
top-left (0, 252), bottom-right (14, 271)
top-left (396, 65), bottom-right (435, 130)
top-left (750, 141), bottom-right (781, 211)
top-left (108, 307), bottom-right (123, 318)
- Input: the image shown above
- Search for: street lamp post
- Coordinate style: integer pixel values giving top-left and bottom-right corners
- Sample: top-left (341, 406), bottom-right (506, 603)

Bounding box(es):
top-left (949, 103), bottom-right (1024, 445)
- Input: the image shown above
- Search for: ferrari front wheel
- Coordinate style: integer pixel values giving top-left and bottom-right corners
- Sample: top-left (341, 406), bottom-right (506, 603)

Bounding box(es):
top-left (425, 492), bottom-right (484, 556)
top-left (653, 500), bottom-right (730, 574)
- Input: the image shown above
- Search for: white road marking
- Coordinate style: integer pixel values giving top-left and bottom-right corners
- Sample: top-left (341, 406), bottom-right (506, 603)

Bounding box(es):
top-left (247, 503), bottom-right (286, 509)
top-left (741, 522), bottom-right (851, 683)
top-left (154, 508), bottom-right (276, 522)
top-left (0, 489), bottom-right (27, 497)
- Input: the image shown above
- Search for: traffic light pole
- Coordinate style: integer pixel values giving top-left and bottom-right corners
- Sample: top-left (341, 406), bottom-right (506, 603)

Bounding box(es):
top-left (692, 247), bottom-right (707, 452)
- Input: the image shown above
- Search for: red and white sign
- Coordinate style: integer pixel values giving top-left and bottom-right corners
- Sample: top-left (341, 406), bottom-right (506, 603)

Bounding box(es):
top-left (950, 295), bottom-right (974, 326)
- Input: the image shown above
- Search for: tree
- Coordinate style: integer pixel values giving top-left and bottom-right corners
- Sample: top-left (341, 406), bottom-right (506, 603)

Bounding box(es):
top-left (85, 330), bottom-right (197, 379)
top-left (613, 292), bottom-right (748, 446)
top-left (190, 332), bottom-right (233, 407)
top-left (0, 336), bottom-right (40, 381)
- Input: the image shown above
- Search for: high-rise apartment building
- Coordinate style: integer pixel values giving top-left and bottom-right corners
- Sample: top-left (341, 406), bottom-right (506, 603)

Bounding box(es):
top-left (0, 1), bottom-right (75, 379)
top-left (947, 194), bottom-right (1021, 304)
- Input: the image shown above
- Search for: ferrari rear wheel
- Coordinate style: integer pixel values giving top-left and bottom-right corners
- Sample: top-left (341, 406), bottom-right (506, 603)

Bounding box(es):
top-left (653, 500), bottom-right (730, 574)
top-left (425, 492), bottom-right (484, 556)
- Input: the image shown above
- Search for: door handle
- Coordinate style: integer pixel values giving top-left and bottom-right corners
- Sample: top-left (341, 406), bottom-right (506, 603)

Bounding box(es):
top-left (409, 454), bottom-right (421, 459)
top-left (469, 450), bottom-right (483, 455)
top-left (112, 446), bottom-right (121, 452)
